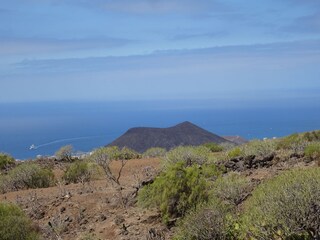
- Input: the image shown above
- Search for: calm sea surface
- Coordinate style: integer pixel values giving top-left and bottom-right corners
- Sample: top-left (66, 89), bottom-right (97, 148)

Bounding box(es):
top-left (0, 100), bottom-right (319, 159)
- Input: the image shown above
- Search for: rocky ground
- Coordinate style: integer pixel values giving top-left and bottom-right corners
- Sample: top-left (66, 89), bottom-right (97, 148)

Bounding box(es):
top-left (0, 153), bottom-right (318, 240)
top-left (0, 158), bottom-right (172, 240)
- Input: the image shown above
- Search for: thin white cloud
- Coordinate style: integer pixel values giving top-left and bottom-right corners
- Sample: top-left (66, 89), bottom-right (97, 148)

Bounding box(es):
top-left (284, 12), bottom-right (320, 33)
top-left (27, 0), bottom-right (227, 15)
top-left (0, 37), bottom-right (133, 55)
top-left (11, 39), bottom-right (320, 74)
top-left (101, 0), bottom-right (218, 14)
top-left (1, 39), bottom-right (319, 103)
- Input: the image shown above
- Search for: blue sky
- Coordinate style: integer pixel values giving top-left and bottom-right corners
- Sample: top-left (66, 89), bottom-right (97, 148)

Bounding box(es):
top-left (0, 0), bottom-right (320, 103)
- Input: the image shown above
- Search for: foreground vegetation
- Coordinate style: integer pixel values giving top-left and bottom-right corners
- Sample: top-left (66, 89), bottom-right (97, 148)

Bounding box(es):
top-left (138, 131), bottom-right (320, 239)
top-left (0, 202), bottom-right (40, 240)
top-left (0, 130), bottom-right (319, 239)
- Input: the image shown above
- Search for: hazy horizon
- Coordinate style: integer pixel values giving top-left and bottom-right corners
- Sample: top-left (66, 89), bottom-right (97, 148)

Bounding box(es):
top-left (1, 100), bottom-right (319, 159)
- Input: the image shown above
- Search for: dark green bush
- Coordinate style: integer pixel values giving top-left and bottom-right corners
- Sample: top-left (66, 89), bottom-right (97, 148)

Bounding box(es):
top-left (63, 160), bottom-right (102, 184)
top-left (240, 168), bottom-right (320, 239)
top-left (0, 202), bottom-right (40, 240)
top-left (203, 142), bottom-right (224, 152)
top-left (0, 163), bottom-right (54, 193)
top-left (0, 153), bottom-right (15, 170)
top-left (138, 161), bottom-right (220, 223)
top-left (142, 147), bottom-right (167, 158)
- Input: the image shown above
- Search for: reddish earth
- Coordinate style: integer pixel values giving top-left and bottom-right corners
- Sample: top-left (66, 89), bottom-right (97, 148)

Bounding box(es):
top-left (0, 155), bottom-right (317, 240)
top-left (0, 158), bottom-right (171, 240)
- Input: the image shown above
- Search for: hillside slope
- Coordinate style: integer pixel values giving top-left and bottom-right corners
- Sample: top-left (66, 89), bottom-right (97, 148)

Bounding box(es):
top-left (223, 135), bottom-right (248, 145)
top-left (108, 121), bottom-right (231, 152)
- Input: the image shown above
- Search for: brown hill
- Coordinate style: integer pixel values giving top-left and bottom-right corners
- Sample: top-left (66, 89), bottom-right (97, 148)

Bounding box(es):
top-left (107, 121), bottom-right (231, 152)
top-left (223, 135), bottom-right (248, 145)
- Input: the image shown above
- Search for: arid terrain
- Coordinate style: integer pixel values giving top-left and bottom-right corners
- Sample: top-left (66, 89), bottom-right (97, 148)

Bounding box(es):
top-left (0, 158), bottom-right (171, 240)
top-left (1, 150), bottom-right (318, 240)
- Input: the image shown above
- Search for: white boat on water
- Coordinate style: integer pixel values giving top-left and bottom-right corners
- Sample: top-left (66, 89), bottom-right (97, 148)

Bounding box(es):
top-left (29, 144), bottom-right (37, 150)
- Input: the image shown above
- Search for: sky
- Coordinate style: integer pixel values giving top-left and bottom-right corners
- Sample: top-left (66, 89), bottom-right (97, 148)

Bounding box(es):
top-left (0, 0), bottom-right (320, 104)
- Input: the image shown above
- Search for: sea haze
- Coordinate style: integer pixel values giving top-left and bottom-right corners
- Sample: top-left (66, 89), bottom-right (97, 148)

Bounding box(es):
top-left (0, 99), bottom-right (319, 160)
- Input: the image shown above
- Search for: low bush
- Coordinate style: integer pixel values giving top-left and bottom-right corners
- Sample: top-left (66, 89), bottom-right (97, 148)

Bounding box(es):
top-left (203, 142), bottom-right (224, 152)
top-left (0, 202), bottom-right (40, 240)
top-left (277, 133), bottom-right (308, 152)
top-left (174, 173), bottom-right (253, 240)
top-left (304, 142), bottom-right (320, 160)
top-left (55, 145), bottom-right (74, 161)
top-left (90, 146), bottom-right (139, 162)
top-left (142, 147), bottom-right (167, 158)
top-left (219, 142), bottom-right (236, 151)
top-left (303, 130), bottom-right (320, 141)
top-left (227, 140), bottom-right (277, 159)
top-left (63, 160), bottom-right (102, 184)
top-left (211, 173), bottom-right (253, 206)
top-left (0, 163), bottom-right (54, 193)
top-left (118, 147), bottom-right (141, 160)
top-left (174, 198), bottom-right (233, 240)
top-left (242, 139), bottom-right (276, 157)
top-left (138, 161), bottom-right (220, 223)
top-left (240, 168), bottom-right (320, 239)
top-left (163, 146), bottom-right (212, 169)
top-left (0, 153), bottom-right (15, 170)
top-left (227, 147), bottom-right (243, 158)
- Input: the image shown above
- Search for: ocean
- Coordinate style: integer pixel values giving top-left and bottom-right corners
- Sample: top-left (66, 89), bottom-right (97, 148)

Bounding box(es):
top-left (0, 100), bottom-right (319, 160)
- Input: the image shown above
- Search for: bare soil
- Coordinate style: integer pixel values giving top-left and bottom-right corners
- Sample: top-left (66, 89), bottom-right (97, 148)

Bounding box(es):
top-left (0, 158), bottom-right (171, 240)
top-left (0, 156), bottom-right (317, 240)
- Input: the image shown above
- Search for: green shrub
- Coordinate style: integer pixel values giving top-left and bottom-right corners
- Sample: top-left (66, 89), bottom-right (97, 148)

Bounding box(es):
top-left (304, 142), bottom-right (320, 160)
top-left (174, 173), bottom-right (252, 240)
top-left (203, 142), bottom-right (224, 152)
top-left (138, 161), bottom-right (219, 223)
top-left (227, 140), bottom-right (277, 159)
top-left (0, 163), bottom-right (54, 193)
top-left (55, 145), bottom-right (73, 161)
top-left (219, 142), bottom-right (236, 151)
top-left (118, 147), bottom-right (141, 160)
top-left (211, 173), bottom-right (252, 206)
top-left (303, 131), bottom-right (320, 141)
top-left (277, 133), bottom-right (307, 152)
top-left (142, 147), bottom-right (167, 158)
top-left (240, 168), bottom-right (320, 239)
top-left (242, 139), bottom-right (276, 157)
top-left (90, 146), bottom-right (129, 187)
top-left (0, 178), bottom-right (8, 194)
top-left (0, 202), bottom-right (40, 240)
top-left (227, 147), bottom-right (243, 158)
top-left (0, 153), bottom-right (15, 170)
top-left (174, 198), bottom-right (234, 240)
top-left (63, 160), bottom-right (102, 184)
top-left (163, 146), bottom-right (212, 169)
